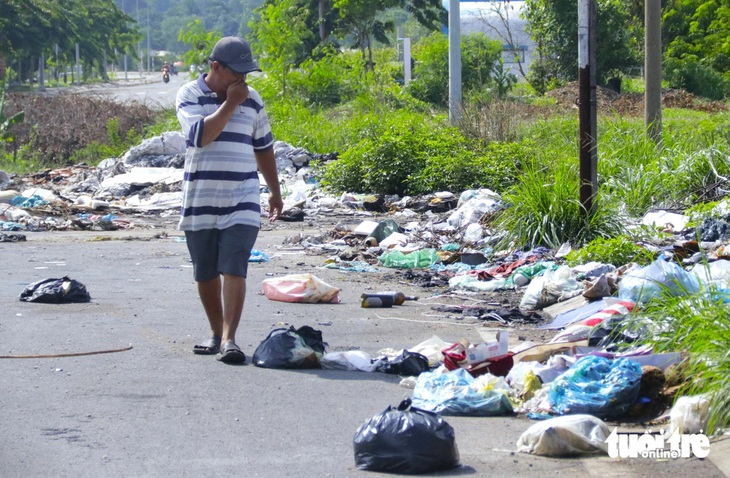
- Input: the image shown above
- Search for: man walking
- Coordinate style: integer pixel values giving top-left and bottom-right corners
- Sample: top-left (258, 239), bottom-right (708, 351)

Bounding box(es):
top-left (176, 36), bottom-right (283, 364)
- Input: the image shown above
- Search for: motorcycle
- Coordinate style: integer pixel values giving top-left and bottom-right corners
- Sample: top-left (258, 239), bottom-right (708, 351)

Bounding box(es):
top-left (162, 70), bottom-right (170, 83)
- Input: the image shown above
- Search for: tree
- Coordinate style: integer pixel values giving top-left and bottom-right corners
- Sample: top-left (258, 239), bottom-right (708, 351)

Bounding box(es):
top-left (0, 0), bottom-right (139, 83)
top-left (249, 0), bottom-right (313, 97)
top-left (177, 19), bottom-right (222, 75)
top-left (407, 31), bottom-right (502, 107)
top-left (522, 0), bottom-right (640, 92)
top-left (664, 0), bottom-right (730, 82)
top-left (332, 0), bottom-right (443, 71)
top-left (0, 80), bottom-right (24, 158)
top-left (467, 1), bottom-right (530, 79)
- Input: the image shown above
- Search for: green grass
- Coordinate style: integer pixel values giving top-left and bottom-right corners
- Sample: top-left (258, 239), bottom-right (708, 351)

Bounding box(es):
top-left (635, 286), bottom-right (730, 435)
top-left (494, 159), bottom-right (626, 249)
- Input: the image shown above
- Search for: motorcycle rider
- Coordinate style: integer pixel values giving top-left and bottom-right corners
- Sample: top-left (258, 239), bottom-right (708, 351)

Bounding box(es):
top-left (161, 62), bottom-right (171, 82)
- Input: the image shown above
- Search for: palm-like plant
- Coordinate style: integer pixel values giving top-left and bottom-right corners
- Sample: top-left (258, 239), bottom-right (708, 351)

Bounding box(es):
top-left (0, 80), bottom-right (24, 159)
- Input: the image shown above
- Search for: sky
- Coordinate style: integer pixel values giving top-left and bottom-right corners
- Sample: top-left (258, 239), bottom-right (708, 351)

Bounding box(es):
top-left (443, 0), bottom-right (526, 16)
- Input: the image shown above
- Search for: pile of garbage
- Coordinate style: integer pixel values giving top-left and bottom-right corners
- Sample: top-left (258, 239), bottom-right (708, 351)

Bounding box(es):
top-left (4, 133), bottom-right (727, 469)
top-left (226, 315), bottom-right (712, 468)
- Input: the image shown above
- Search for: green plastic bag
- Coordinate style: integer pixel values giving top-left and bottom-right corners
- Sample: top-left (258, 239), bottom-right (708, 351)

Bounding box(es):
top-left (379, 248), bottom-right (440, 269)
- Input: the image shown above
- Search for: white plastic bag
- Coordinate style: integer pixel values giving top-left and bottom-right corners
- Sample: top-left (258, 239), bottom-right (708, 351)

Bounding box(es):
top-left (618, 259), bottom-right (700, 303)
top-left (408, 335), bottom-right (450, 366)
top-left (262, 273), bottom-right (341, 303)
top-left (516, 414), bottom-right (610, 456)
top-left (667, 395), bottom-right (710, 435)
top-left (692, 259), bottom-right (730, 287)
top-left (321, 350), bottom-right (377, 371)
top-left (520, 266), bottom-right (584, 311)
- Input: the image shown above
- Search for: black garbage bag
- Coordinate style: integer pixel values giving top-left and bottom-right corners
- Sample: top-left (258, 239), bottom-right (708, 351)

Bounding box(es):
top-left (252, 325), bottom-right (327, 369)
top-left (353, 398), bottom-right (460, 474)
top-left (19, 276), bottom-right (91, 303)
top-left (375, 350), bottom-right (430, 376)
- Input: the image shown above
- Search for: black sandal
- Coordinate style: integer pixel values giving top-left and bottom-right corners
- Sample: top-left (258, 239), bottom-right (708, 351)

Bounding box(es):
top-left (218, 341), bottom-right (246, 364)
top-left (192, 336), bottom-right (221, 355)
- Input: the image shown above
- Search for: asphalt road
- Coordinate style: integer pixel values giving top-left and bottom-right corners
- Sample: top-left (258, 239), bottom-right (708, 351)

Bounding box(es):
top-left (40, 72), bottom-right (181, 109)
top-left (1, 225), bottom-right (726, 478)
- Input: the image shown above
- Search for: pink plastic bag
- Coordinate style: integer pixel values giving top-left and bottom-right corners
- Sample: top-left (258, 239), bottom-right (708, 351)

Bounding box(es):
top-left (262, 273), bottom-right (341, 303)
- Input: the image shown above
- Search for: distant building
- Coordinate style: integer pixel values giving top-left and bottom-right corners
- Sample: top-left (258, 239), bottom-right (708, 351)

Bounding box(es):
top-left (459, 1), bottom-right (534, 78)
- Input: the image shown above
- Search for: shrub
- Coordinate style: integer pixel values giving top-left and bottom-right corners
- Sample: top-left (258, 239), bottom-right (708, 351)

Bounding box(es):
top-left (407, 31), bottom-right (502, 107)
top-left (319, 112), bottom-right (434, 195)
top-left (565, 235), bottom-right (655, 267)
top-left (665, 57), bottom-right (730, 101)
top-left (288, 47), bottom-right (365, 107)
top-left (319, 111), bottom-right (499, 196)
top-left (411, 140), bottom-right (529, 195)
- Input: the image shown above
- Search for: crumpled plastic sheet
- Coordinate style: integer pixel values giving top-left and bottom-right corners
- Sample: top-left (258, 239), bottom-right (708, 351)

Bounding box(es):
top-left (323, 260), bottom-right (379, 272)
top-left (516, 414), bottom-right (610, 456)
top-left (618, 258), bottom-right (700, 303)
top-left (0, 221), bottom-right (25, 231)
top-left (411, 368), bottom-right (514, 416)
top-left (10, 194), bottom-right (47, 208)
top-left (249, 249), bottom-right (269, 262)
top-left (548, 355), bottom-right (642, 418)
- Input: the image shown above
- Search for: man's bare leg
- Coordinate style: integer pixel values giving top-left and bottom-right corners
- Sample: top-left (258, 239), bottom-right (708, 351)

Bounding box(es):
top-left (197, 277), bottom-right (223, 338)
top-left (221, 274), bottom-right (246, 345)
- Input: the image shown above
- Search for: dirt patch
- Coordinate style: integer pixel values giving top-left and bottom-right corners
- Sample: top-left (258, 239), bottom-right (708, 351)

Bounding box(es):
top-left (546, 82), bottom-right (728, 116)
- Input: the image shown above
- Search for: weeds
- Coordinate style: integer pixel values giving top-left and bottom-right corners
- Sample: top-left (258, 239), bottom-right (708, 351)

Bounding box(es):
top-left (1, 93), bottom-right (158, 171)
top-left (635, 287), bottom-right (730, 435)
top-left (494, 161), bottom-right (625, 249)
top-left (566, 235), bottom-right (655, 267)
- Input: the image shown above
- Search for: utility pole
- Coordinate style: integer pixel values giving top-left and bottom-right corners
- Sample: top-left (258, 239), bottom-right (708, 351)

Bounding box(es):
top-left (319, 0), bottom-right (326, 43)
top-left (147, 5), bottom-right (151, 72)
top-left (645, 0), bottom-right (662, 145)
top-left (448, 0), bottom-right (462, 125)
top-left (578, 0), bottom-right (597, 217)
top-left (39, 54), bottom-right (45, 90)
top-left (137, 0), bottom-right (142, 77)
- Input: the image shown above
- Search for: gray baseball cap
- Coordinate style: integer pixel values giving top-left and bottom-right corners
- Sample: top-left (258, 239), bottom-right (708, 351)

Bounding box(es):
top-left (210, 36), bottom-right (262, 74)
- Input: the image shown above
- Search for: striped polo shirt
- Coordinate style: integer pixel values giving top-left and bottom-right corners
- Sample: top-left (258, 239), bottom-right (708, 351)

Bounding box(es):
top-left (175, 75), bottom-right (274, 231)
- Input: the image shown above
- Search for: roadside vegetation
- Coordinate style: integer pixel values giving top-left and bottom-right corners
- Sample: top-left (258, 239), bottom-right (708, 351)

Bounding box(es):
top-left (2, 0), bottom-right (730, 433)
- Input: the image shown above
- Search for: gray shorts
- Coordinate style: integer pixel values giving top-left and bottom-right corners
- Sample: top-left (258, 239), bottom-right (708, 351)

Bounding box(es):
top-left (184, 225), bottom-right (259, 282)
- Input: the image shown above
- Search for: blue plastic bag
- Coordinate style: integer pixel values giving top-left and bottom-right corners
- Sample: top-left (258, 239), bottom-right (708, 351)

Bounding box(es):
top-left (411, 368), bottom-right (514, 416)
top-left (548, 355), bottom-right (642, 418)
top-left (618, 259), bottom-right (700, 303)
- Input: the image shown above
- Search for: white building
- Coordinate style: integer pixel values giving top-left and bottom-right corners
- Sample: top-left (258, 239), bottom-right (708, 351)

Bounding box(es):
top-left (458, 1), bottom-right (534, 78)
